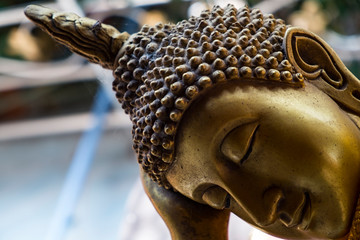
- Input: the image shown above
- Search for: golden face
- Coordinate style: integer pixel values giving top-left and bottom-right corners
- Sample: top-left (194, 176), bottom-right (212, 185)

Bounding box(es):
top-left (166, 82), bottom-right (360, 239)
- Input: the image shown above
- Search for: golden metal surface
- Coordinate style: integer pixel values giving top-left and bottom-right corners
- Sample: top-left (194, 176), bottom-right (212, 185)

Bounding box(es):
top-left (25, 4), bottom-right (360, 239)
top-left (167, 82), bottom-right (360, 239)
top-left (142, 168), bottom-right (230, 240)
top-left (24, 5), bottom-right (129, 69)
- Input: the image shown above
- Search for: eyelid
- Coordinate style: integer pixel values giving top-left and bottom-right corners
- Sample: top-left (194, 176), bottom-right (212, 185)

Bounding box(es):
top-left (240, 124), bottom-right (259, 164)
top-left (220, 121), bottom-right (259, 165)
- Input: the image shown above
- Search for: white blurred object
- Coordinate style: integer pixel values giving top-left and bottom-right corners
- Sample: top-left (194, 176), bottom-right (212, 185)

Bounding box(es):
top-left (253, 0), bottom-right (296, 14)
top-left (187, 1), bottom-right (208, 17)
top-left (323, 31), bottom-right (360, 63)
top-left (57, 0), bottom-right (84, 16)
top-left (188, 0), bottom-right (246, 17)
top-left (250, 229), bottom-right (285, 240)
top-left (213, 0), bottom-right (246, 8)
top-left (119, 179), bottom-right (170, 240)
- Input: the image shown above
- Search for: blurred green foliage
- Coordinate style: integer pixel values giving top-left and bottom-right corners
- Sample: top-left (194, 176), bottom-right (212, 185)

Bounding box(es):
top-left (294, 0), bottom-right (360, 34)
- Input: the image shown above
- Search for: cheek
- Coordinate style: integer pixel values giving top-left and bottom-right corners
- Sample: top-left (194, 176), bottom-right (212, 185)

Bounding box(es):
top-left (166, 153), bottom-right (226, 203)
top-left (247, 123), bottom-right (333, 184)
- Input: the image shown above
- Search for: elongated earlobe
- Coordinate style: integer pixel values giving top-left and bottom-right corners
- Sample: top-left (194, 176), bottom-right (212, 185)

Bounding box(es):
top-left (284, 27), bottom-right (360, 115)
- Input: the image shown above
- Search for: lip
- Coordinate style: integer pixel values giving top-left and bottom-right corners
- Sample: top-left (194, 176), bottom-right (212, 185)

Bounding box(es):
top-left (297, 192), bottom-right (311, 231)
top-left (279, 192), bottom-right (311, 229)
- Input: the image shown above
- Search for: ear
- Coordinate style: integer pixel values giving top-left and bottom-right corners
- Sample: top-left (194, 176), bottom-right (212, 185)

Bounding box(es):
top-left (25, 5), bottom-right (129, 69)
top-left (284, 27), bottom-right (360, 115)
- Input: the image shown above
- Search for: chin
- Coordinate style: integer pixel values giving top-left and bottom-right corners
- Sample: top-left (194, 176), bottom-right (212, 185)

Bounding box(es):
top-left (242, 216), bottom-right (352, 240)
top-left (309, 222), bottom-right (351, 240)
top-left (275, 222), bottom-right (351, 240)
top-left (308, 206), bottom-right (354, 239)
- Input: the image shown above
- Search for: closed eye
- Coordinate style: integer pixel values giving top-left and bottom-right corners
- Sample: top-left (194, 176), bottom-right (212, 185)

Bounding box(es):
top-left (240, 124), bottom-right (259, 164)
top-left (220, 121), bottom-right (259, 165)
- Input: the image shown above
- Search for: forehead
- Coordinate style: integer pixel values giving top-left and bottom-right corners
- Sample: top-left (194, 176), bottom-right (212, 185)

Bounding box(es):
top-left (176, 81), bottom-right (342, 145)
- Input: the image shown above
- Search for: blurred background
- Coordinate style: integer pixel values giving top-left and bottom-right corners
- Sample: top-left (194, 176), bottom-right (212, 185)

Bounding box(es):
top-left (1, 0), bottom-right (360, 240)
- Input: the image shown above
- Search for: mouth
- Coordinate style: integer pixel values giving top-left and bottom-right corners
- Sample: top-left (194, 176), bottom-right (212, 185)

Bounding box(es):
top-left (297, 192), bottom-right (311, 231)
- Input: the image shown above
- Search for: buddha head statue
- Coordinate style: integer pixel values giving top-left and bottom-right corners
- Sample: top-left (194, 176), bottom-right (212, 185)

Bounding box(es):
top-left (25, 4), bottom-right (360, 239)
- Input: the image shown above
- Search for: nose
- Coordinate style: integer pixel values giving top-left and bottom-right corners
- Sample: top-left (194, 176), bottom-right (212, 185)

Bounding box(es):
top-left (228, 186), bottom-right (284, 227)
top-left (277, 191), bottom-right (307, 228)
top-left (256, 187), bottom-right (284, 226)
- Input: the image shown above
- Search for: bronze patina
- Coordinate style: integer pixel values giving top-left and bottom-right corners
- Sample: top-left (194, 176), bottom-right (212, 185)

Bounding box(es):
top-left (25, 4), bottom-right (360, 239)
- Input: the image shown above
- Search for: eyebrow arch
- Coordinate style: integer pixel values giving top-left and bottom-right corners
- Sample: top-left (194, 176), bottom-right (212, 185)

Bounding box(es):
top-left (240, 124), bottom-right (260, 164)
